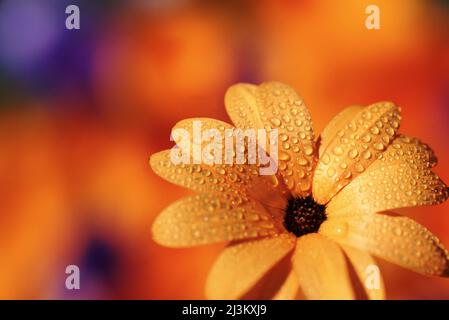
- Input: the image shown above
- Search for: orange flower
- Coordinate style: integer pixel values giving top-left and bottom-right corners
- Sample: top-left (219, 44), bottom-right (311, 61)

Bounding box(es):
top-left (150, 81), bottom-right (449, 299)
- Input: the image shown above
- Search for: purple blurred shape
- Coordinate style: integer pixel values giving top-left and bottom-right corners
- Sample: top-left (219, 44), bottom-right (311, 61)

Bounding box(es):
top-left (0, 0), bottom-right (61, 73)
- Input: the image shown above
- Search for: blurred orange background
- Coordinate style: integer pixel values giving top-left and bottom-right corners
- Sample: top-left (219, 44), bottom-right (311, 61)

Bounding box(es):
top-left (0, 0), bottom-right (449, 299)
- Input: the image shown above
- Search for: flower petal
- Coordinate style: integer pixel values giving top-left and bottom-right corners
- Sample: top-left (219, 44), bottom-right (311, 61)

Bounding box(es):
top-left (327, 135), bottom-right (448, 216)
top-left (225, 82), bottom-right (316, 196)
top-left (205, 234), bottom-right (296, 299)
top-left (318, 105), bottom-right (364, 156)
top-left (272, 270), bottom-right (300, 300)
top-left (152, 194), bottom-right (280, 247)
top-left (151, 117), bottom-right (290, 210)
top-left (150, 149), bottom-right (245, 205)
top-left (320, 213), bottom-right (449, 276)
top-left (313, 102), bottom-right (401, 204)
top-left (340, 245), bottom-right (385, 300)
top-left (151, 150), bottom-right (289, 212)
top-left (224, 83), bottom-right (262, 129)
top-left (292, 233), bottom-right (355, 299)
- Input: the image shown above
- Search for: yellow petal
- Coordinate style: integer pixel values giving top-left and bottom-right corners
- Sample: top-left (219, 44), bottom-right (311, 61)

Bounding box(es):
top-left (313, 102), bottom-right (401, 204)
top-left (151, 149), bottom-right (289, 212)
top-left (320, 213), bottom-right (449, 276)
top-left (272, 270), bottom-right (300, 300)
top-left (152, 194), bottom-right (279, 247)
top-left (319, 105), bottom-right (364, 156)
top-left (172, 117), bottom-right (235, 166)
top-left (224, 83), bottom-right (262, 129)
top-left (150, 149), bottom-right (244, 205)
top-left (327, 135), bottom-right (448, 216)
top-left (225, 82), bottom-right (316, 196)
top-left (292, 233), bottom-right (355, 299)
top-left (340, 245), bottom-right (385, 300)
top-left (205, 234), bottom-right (296, 299)
top-left (151, 117), bottom-right (290, 209)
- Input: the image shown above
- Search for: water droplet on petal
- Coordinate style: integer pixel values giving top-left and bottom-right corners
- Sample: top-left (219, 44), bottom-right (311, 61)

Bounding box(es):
top-left (327, 167), bottom-right (336, 177)
top-left (355, 163), bottom-right (365, 173)
top-left (374, 142), bottom-right (385, 151)
top-left (370, 127), bottom-right (380, 135)
top-left (321, 153), bottom-right (331, 164)
top-left (304, 145), bottom-right (314, 156)
top-left (362, 134), bottom-right (372, 143)
top-left (269, 175), bottom-right (279, 187)
top-left (333, 146), bottom-right (344, 155)
top-left (348, 149), bottom-right (359, 159)
top-left (270, 118), bottom-right (281, 126)
top-left (282, 114), bottom-right (291, 123)
top-left (362, 150), bottom-right (372, 159)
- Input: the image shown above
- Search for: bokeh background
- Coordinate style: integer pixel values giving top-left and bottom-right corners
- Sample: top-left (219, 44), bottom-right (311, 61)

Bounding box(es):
top-left (0, 0), bottom-right (449, 299)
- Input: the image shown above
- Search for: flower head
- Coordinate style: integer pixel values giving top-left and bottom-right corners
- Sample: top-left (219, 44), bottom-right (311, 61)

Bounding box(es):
top-left (150, 81), bottom-right (449, 299)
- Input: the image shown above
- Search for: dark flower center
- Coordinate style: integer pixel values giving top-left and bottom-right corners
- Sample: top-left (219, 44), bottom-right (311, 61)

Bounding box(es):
top-left (283, 196), bottom-right (327, 237)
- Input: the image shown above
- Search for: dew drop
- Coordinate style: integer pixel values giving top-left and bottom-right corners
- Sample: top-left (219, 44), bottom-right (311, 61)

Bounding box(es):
top-left (270, 118), bottom-right (281, 126)
top-left (333, 146), bottom-right (344, 156)
top-left (285, 177), bottom-right (295, 190)
top-left (348, 149), bottom-right (359, 159)
top-left (343, 170), bottom-right (352, 179)
top-left (269, 175), bottom-right (279, 187)
top-left (391, 120), bottom-right (399, 129)
top-left (282, 114), bottom-right (291, 123)
top-left (297, 156), bottom-right (308, 166)
top-left (229, 173), bottom-right (238, 182)
top-left (304, 145), bottom-right (314, 155)
top-left (280, 133), bottom-right (288, 142)
top-left (355, 163), bottom-right (365, 173)
top-left (321, 153), bottom-right (331, 164)
top-left (386, 127), bottom-right (395, 136)
top-left (362, 134), bottom-right (372, 143)
top-left (370, 127), bottom-right (380, 135)
top-left (362, 150), bottom-right (372, 160)
top-left (374, 142), bottom-right (385, 151)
